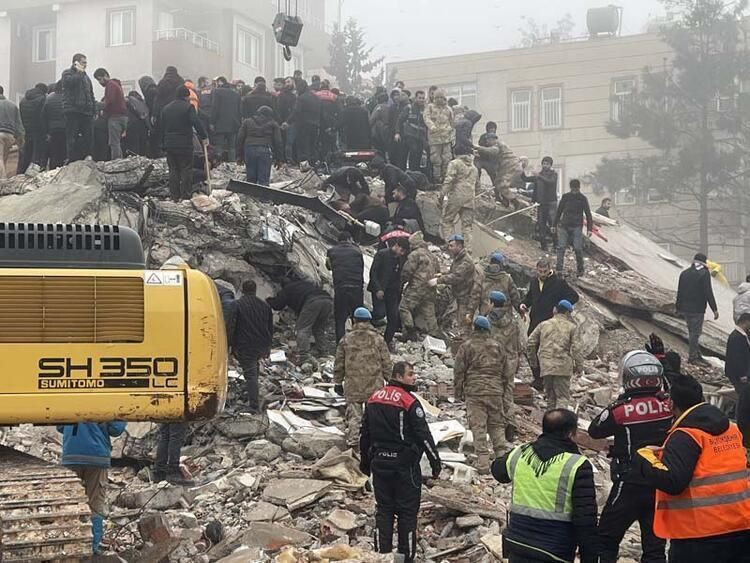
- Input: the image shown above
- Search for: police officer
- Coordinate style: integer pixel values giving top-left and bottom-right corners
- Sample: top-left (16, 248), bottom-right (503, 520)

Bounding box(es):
top-left (588, 351), bottom-right (672, 563)
top-left (360, 361), bottom-right (442, 563)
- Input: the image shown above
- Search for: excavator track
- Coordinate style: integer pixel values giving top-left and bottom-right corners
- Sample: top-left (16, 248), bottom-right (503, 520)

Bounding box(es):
top-left (0, 445), bottom-right (91, 561)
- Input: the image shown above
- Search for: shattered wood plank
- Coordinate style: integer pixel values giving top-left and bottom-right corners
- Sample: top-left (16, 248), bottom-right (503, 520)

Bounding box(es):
top-left (423, 487), bottom-right (505, 521)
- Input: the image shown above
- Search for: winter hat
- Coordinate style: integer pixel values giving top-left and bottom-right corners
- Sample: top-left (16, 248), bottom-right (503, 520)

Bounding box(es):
top-left (557, 299), bottom-right (574, 312)
top-left (353, 307), bottom-right (372, 321)
top-left (490, 252), bottom-right (506, 265)
top-left (489, 291), bottom-right (507, 304)
top-left (474, 316), bottom-right (491, 331)
top-left (693, 253), bottom-right (707, 264)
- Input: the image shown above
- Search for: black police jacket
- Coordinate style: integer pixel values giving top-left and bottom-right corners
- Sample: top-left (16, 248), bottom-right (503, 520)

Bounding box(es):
top-left (588, 389), bottom-right (672, 485)
top-left (359, 380), bottom-right (441, 475)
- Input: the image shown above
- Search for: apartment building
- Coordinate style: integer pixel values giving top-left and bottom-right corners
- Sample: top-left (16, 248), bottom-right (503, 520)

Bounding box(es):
top-left (388, 30), bottom-right (750, 283)
top-left (0, 0), bottom-right (329, 101)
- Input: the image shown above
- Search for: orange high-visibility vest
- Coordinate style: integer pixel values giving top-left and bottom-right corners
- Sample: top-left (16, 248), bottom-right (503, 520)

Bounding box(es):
top-left (654, 420), bottom-right (750, 539)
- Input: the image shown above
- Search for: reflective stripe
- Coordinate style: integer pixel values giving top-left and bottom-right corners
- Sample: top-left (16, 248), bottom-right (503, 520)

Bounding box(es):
top-left (689, 470), bottom-right (750, 488)
top-left (399, 412), bottom-right (405, 441)
top-left (510, 503), bottom-right (573, 522)
top-left (555, 455), bottom-right (582, 513)
top-left (657, 488), bottom-right (750, 510)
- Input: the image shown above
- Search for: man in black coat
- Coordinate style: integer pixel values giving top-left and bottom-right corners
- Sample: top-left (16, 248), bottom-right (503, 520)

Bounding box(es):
top-left (276, 78), bottom-right (297, 162)
top-left (267, 278), bottom-right (333, 363)
top-left (233, 280), bottom-right (273, 413)
top-left (159, 86), bottom-right (207, 201)
top-left (41, 82), bottom-right (66, 169)
top-left (242, 78), bottom-right (277, 120)
top-left (340, 96), bottom-right (371, 150)
top-left (521, 257), bottom-right (579, 336)
top-left (124, 91), bottom-right (150, 156)
top-left (395, 91), bottom-right (427, 173)
top-left (371, 155), bottom-right (417, 204)
top-left (153, 66), bottom-right (183, 125)
top-left (210, 77), bottom-right (241, 162)
top-left (368, 238), bottom-right (410, 348)
top-left (288, 80), bottom-right (321, 167)
top-left (18, 83), bottom-right (48, 172)
top-left (61, 53), bottom-right (96, 162)
top-left (326, 232), bottom-right (365, 343)
top-left (453, 109), bottom-right (482, 155)
top-left (554, 179), bottom-right (593, 276)
top-left (534, 156), bottom-right (559, 251)
top-left (323, 165), bottom-right (369, 201)
top-left (676, 253), bottom-right (719, 365)
top-left (391, 185), bottom-right (426, 234)
top-left (725, 313), bottom-right (750, 445)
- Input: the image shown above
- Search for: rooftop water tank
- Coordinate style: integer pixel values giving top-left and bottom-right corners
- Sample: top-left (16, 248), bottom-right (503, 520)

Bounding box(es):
top-left (587, 6), bottom-right (621, 37)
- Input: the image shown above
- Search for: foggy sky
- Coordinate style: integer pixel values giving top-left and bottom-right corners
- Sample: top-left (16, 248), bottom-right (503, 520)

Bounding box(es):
top-left (325, 0), bottom-right (665, 62)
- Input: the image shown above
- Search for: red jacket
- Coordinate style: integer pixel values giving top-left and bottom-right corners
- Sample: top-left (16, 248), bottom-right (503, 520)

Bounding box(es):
top-left (103, 79), bottom-right (127, 118)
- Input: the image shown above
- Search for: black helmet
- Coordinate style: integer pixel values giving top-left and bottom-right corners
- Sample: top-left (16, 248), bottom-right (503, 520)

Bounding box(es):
top-left (620, 350), bottom-right (664, 391)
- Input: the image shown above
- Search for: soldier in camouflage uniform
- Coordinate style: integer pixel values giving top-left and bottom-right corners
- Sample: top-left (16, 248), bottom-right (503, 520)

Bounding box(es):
top-left (434, 235), bottom-right (476, 336)
top-left (440, 146), bottom-right (479, 251)
top-left (454, 316), bottom-right (507, 472)
top-left (527, 299), bottom-right (584, 409)
top-left (423, 89), bottom-right (454, 183)
top-left (399, 232), bottom-right (440, 340)
top-left (487, 291), bottom-right (520, 441)
top-left (334, 308), bottom-right (392, 447)
top-left (478, 252), bottom-right (521, 315)
top-left (474, 134), bottom-right (526, 209)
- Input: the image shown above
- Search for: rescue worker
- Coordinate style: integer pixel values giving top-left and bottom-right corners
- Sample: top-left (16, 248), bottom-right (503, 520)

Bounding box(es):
top-left (633, 374), bottom-right (750, 562)
top-left (433, 234), bottom-right (476, 336)
top-left (399, 231), bottom-right (440, 341)
top-left (267, 278), bottom-right (332, 364)
top-left (676, 253), bottom-right (719, 366)
top-left (333, 307), bottom-right (392, 448)
top-left (360, 361), bottom-right (442, 562)
top-left (588, 351), bottom-right (672, 563)
top-left (326, 231), bottom-right (364, 343)
top-left (492, 409), bottom-right (599, 563)
top-left (322, 165), bottom-right (370, 202)
top-left (440, 146), bottom-right (478, 251)
top-left (454, 316), bottom-right (507, 472)
top-left (423, 88), bottom-right (454, 183)
top-left (473, 134), bottom-right (525, 209)
top-left (527, 300), bottom-right (584, 409)
top-left (58, 421), bottom-right (127, 553)
top-left (487, 291), bottom-right (520, 442)
top-left (479, 252), bottom-right (521, 315)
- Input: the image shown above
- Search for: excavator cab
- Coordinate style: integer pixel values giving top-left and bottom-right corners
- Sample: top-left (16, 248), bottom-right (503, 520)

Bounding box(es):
top-left (0, 222), bottom-right (227, 424)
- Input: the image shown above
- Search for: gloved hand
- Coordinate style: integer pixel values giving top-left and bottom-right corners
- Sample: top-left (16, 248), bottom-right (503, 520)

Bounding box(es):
top-left (333, 384), bottom-right (344, 395)
top-left (646, 333), bottom-right (665, 357)
top-left (428, 278), bottom-right (438, 287)
top-left (431, 463), bottom-right (442, 479)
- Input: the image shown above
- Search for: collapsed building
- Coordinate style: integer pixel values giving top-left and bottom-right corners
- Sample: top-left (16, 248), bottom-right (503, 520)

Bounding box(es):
top-left (0, 157), bottom-right (736, 562)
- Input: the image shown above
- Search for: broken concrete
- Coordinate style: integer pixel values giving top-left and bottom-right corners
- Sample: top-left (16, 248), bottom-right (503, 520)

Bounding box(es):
top-left (261, 478), bottom-right (332, 511)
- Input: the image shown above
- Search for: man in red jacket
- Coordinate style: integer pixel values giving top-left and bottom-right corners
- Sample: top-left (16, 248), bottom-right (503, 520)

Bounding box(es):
top-left (93, 68), bottom-right (128, 160)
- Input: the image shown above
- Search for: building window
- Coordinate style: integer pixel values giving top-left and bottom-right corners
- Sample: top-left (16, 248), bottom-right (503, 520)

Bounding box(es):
top-left (510, 89), bottom-right (532, 131)
top-left (612, 78), bottom-right (635, 121)
top-left (647, 188), bottom-right (667, 203)
top-left (443, 83), bottom-right (477, 109)
top-left (108, 8), bottom-right (135, 47)
top-left (32, 26), bottom-right (55, 63)
top-left (157, 12), bottom-right (174, 31)
top-left (237, 26), bottom-right (261, 68)
top-left (540, 86), bottom-right (562, 129)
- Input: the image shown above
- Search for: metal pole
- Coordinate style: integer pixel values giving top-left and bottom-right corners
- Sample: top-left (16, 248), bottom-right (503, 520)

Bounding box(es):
top-left (483, 202), bottom-right (539, 228)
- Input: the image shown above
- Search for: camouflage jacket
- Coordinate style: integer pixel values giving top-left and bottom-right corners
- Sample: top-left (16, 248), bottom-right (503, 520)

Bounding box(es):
top-left (488, 306), bottom-right (520, 356)
top-left (440, 248), bottom-right (475, 303)
top-left (402, 233), bottom-right (439, 293)
top-left (475, 144), bottom-right (519, 189)
top-left (527, 314), bottom-right (584, 377)
top-left (442, 154), bottom-right (478, 208)
top-left (423, 102), bottom-right (454, 145)
top-left (334, 323), bottom-right (392, 402)
top-left (479, 263), bottom-right (521, 315)
top-left (454, 332), bottom-right (506, 398)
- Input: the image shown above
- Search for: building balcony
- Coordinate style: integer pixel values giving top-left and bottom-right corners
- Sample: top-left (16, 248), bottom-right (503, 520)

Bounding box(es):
top-left (154, 28), bottom-right (220, 53)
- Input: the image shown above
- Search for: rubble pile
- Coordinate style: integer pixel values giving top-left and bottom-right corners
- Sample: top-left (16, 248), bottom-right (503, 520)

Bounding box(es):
top-left (0, 156), bottom-right (736, 562)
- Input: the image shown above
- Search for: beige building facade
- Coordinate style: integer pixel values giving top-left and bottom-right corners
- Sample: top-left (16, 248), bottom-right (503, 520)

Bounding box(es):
top-left (389, 33), bottom-right (749, 284)
top-left (0, 0), bottom-right (329, 102)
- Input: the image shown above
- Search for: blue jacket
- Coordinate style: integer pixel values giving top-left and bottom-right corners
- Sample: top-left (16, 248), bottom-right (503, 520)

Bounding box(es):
top-left (57, 422), bottom-right (127, 468)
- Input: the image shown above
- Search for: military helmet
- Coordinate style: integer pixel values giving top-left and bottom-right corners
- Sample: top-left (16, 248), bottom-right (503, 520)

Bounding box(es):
top-left (620, 350), bottom-right (664, 391)
top-left (489, 290), bottom-right (507, 304)
top-left (474, 316), bottom-right (491, 331)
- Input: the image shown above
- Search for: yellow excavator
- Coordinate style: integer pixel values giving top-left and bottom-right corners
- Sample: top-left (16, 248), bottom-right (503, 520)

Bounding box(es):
top-left (0, 222), bottom-right (228, 561)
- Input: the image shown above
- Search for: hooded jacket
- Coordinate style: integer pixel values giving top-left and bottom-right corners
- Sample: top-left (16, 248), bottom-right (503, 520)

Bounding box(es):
top-left (368, 247), bottom-right (403, 293)
top-left (733, 282), bottom-right (750, 323)
top-left (479, 262), bottom-right (521, 314)
top-left (492, 433), bottom-right (599, 563)
top-left (401, 232), bottom-right (439, 293)
top-left (154, 67), bottom-right (184, 121)
top-left (61, 66), bottom-right (96, 116)
top-left (58, 422), bottom-right (127, 467)
top-left (0, 96), bottom-right (24, 137)
top-left (236, 107), bottom-right (283, 159)
top-left (159, 98), bottom-right (207, 152)
top-left (454, 110), bottom-right (481, 154)
top-left (676, 262), bottom-right (717, 315)
top-left (19, 87), bottom-right (47, 136)
top-left (41, 91), bottom-right (66, 133)
top-left (126, 91), bottom-right (150, 125)
top-left (138, 76), bottom-right (158, 117)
